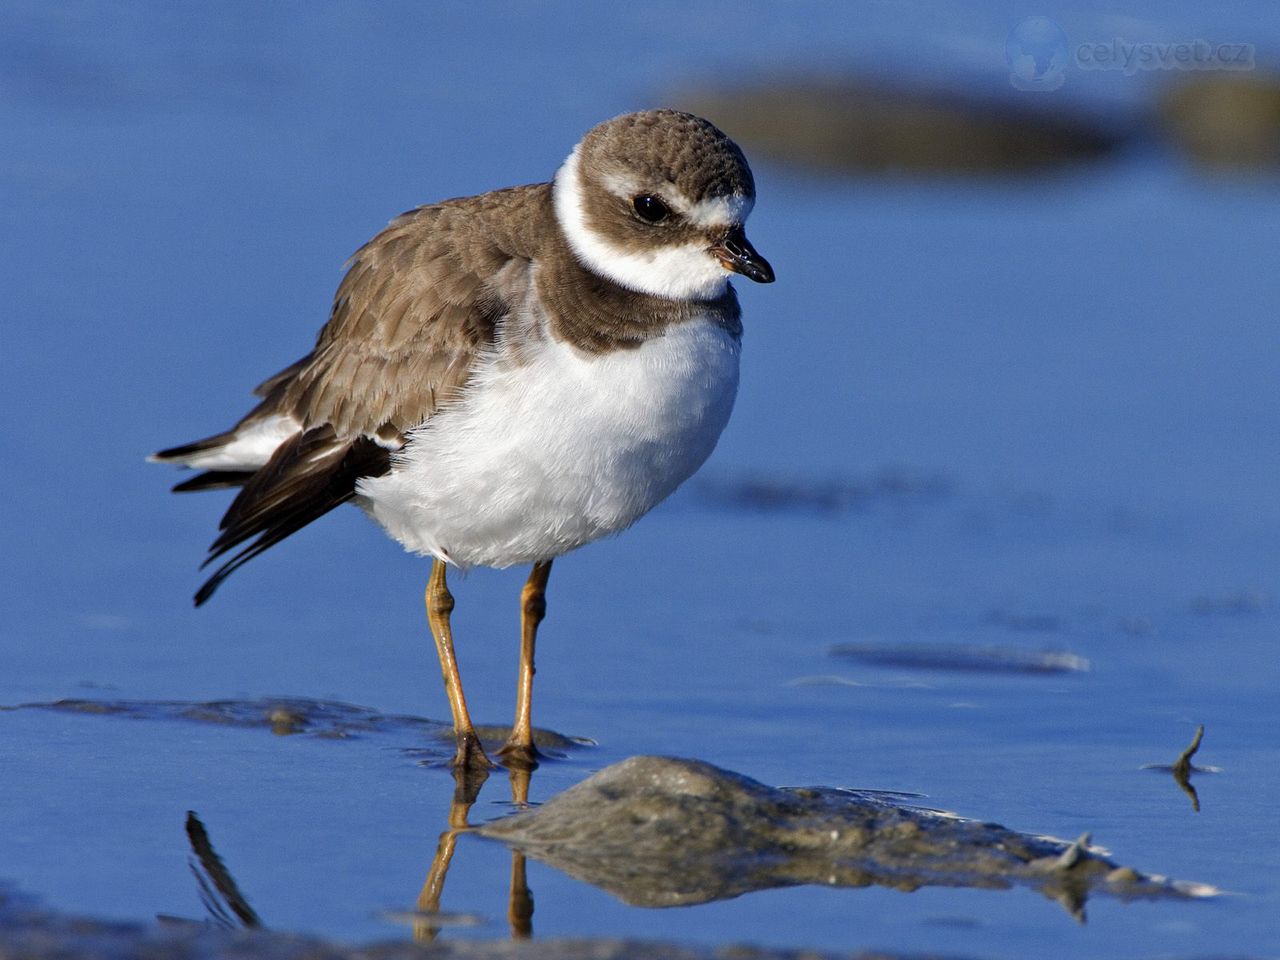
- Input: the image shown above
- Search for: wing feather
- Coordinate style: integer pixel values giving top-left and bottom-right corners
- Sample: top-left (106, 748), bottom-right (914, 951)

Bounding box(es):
top-left (194, 428), bottom-right (390, 605)
top-left (156, 183), bottom-right (552, 604)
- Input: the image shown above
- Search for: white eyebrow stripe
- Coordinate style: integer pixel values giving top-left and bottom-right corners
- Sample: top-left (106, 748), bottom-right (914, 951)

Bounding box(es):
top-left (600, 169), bottom-right (644, 199)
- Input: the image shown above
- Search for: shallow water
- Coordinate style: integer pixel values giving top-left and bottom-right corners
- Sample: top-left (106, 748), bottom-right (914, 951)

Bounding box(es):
top-left (3, 2), bottom-right (1280, 958)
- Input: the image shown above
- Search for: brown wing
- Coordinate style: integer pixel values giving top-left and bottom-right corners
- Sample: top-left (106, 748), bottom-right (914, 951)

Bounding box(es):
top-left (276, 201), bottom-right (517, 442)
top-left (182, 184), bottom-right (551, 605)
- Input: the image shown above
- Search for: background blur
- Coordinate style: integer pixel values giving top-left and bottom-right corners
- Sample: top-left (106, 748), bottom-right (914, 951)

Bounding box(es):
top-left (3, 3), bottom-right (1280, 958)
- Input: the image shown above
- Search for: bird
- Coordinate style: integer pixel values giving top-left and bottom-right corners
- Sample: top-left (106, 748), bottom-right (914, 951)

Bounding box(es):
top-left (152, 109), bottom-right (774, 776)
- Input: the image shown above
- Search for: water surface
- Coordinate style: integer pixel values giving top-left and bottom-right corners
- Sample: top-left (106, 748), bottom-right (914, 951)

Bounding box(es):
top-left (3, 3), bottom-right (1279, 958)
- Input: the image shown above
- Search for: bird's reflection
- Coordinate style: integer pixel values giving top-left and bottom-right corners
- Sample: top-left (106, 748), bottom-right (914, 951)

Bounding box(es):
top-left (413, 765), bottom-right (535, 942)
top-left (180, 761), bottom-right (540, 942)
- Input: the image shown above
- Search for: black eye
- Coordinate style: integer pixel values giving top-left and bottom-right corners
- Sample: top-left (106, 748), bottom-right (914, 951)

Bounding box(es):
top-left (632, 195), bottom-right (671, 224)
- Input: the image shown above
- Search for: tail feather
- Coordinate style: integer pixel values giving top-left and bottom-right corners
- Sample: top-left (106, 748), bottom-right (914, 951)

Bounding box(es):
top-left (192, 427), bottom-right (391, 606)
top-left (150, 432), bottom-right (239, 464)
top-left (153, 351), bottom-right (391, 604)
top-left (150, 413), bottom-right (302, 472)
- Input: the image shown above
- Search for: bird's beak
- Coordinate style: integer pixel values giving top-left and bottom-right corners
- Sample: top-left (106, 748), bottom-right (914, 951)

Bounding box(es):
top-left (714, 225), bottom-right (775, 284)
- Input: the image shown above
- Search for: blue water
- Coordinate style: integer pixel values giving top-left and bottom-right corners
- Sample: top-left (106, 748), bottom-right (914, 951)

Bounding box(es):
top-left (3, 2), bottom-right (1280, 957)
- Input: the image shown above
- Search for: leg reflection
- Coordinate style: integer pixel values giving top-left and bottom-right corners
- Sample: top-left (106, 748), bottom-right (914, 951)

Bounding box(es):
top-left (414, 763), bottom-right (536, 942)
top-left (508, 850), bottom-right (533, 940)
top-left (507, 766), bottom-right (534, 939)
top-left (414, 769), bottom-right (476, 942)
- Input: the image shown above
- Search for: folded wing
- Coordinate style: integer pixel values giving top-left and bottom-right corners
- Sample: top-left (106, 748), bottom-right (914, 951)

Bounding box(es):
top-left (152, 187), bottom-right (546, 604)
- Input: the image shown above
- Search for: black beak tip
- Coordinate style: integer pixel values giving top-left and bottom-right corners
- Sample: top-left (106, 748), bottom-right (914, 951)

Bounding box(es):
top-left (747, 259), bottom-right (776, 284)
top-left (719, 227), bottom-right (775, 285)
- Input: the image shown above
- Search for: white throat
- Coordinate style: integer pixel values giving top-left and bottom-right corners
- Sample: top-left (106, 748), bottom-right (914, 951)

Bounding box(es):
top-left (553, 146), bottom-right (732, 301)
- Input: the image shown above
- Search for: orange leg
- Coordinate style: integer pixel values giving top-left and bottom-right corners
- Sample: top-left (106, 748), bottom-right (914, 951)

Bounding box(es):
top-left (426, 558), bottom-right (493, 774)
top-left (498, 560), bottom-right (553, 769)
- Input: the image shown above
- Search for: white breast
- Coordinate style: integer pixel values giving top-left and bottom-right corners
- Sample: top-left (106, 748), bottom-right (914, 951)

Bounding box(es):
top-left (356, 317), bottom-right (740, 567)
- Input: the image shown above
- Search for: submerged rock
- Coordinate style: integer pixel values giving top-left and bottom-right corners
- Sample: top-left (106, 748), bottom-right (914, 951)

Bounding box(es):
top-left (0, 878), bottom-right (947, 960)
top-left (1159, 74), bottom-right (1280, 171)
top-left (479, 756), bottom-right (1214, 918)
top-left (0, 883), bottom-right (935, 960)
top-left (829, 641), bottom-right (1091, 675)
top-left (676, 79), bottom-right (1125, 176)
top-left (21, 696), bottom-right (445, 739)
top-left (697, 469), bottom-right (951, 516)
top-left (14, 697), bottom-right (586, 757)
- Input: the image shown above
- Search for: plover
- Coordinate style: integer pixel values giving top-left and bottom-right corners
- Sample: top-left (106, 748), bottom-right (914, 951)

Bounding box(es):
top-left (153, 110), bottom-right (773, 774)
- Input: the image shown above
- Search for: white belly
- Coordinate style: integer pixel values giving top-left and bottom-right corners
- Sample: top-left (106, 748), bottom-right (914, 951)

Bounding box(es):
top-left (356, 318), bottom-right (740, 567)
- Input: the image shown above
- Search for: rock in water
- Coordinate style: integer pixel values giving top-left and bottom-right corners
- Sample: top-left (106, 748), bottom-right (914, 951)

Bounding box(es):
top-left (479, 755), bottom-right (1215, 916)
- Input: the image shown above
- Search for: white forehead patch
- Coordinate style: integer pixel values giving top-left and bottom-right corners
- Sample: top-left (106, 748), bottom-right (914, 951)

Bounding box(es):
top-left (554, 146), bottom-right (735, 301)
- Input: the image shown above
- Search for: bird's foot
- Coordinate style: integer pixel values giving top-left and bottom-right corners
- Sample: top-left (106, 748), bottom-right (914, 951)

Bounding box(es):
top-left (496, 739), bottom-right (541, 772)
top-left (452, 731), bottom-right (497, 773)
top-left (449, 732), bottom-right (497, 803)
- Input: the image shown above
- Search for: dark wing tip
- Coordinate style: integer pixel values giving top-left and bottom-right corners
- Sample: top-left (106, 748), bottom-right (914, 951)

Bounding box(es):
top-left (194, 574), bottom-right (222, 607)
top-left (190, 429), bottom-right (392, 605)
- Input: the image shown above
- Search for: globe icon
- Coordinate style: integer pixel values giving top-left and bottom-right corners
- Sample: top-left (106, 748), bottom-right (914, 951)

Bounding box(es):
top-left (1007, 17), bottom-right (1068, 90)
